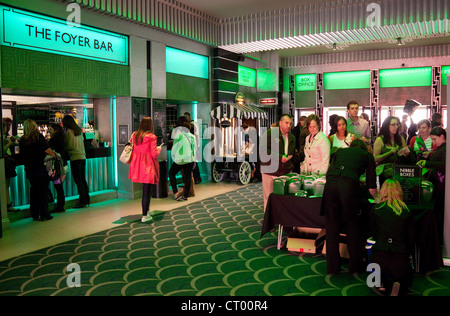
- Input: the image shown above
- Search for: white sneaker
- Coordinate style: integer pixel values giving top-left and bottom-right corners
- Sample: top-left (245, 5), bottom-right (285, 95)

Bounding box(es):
top-left (141, 215), bottom-right (153, 223)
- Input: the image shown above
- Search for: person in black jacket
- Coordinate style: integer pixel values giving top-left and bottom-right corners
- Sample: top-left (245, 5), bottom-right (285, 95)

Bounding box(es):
top-left (322, 139), bottom-right (377, 275)
top-left (19, 119), bottom-right (57, 221)
top-left (417, 127), bottom-right (446, 245)
top-left (370, 179), bottom-right (414, 296)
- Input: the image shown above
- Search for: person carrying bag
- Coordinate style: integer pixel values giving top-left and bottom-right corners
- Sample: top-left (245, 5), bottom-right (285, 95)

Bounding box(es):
top-left (128, 116), bottom-right (161, 223)
top-left (169, 117), bottom-right (196, 202)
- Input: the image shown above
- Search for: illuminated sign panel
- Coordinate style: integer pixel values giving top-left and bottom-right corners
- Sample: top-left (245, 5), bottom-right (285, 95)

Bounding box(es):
top-left (0, 5), bottom-right (129, 65)
top-left (166, 47), bottom-right (209, 79)
top-left (296, 74), bottom-right (316, 91)
top-left (238, 66), bottom-right (256, 88)
top-left (259, 98), bottom-right (278, 105)
top-left (324, 71), bottom-right (371, 90)
top-left (442, 66), bottom-right (450, 86)
top-left (379, 67), bottom-right (432, 88)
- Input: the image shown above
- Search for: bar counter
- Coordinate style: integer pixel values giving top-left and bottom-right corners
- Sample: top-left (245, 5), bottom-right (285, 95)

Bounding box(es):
top-left (9, 147), bottom-right (114, 207)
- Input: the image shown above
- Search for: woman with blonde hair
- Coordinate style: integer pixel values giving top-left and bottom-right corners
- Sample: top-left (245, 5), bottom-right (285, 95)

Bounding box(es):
top-left (128, 116), bottom-right (161, 222)
top-left (19, 119), bottom-right (57, 221)
top-left (370, 179), bottom-right (414, 296)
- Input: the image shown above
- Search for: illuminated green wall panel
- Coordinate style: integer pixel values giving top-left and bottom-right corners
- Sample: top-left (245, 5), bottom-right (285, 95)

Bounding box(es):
top-left (379, 67), bottom-right (432, 88)
top-left (1, 46), bottom-right (130, 96)
top-left (166, 47), bottom-right (209, 79)
top-left (166, 73), bottom-right (209, 102)
top-left (257, 68), bottom-right (277, 91)
top-left (324, 71), bottom-right (371, 90)
top-left (442, 66), bottom-right (450, 86)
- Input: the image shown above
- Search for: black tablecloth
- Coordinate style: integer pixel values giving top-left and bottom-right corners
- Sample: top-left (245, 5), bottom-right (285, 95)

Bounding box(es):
top-left (261, 194), bottom-right (324, 237)
top-left (260, 194), bottom-right (443, 273)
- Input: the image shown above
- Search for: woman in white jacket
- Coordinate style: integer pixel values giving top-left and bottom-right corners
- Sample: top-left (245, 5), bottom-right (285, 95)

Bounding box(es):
top-left (301, 114), bottom-right (330, 175)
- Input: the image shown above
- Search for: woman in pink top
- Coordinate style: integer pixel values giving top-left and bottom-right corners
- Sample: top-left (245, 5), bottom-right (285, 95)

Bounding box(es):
top-left (128, 116), bottom-right (161, 223)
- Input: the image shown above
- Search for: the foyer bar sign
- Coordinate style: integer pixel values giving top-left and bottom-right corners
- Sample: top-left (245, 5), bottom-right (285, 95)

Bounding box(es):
top-left (0, 5), bottom-right (129, 65)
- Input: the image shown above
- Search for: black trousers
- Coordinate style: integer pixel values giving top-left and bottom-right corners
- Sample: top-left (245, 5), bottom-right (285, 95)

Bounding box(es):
top-left (169, 162), bottom-right (194, 198)
top-left (71, 159), bottom-right (90, 205)
top-left (323, 177), bottom-right (365, 274)
top-left (370, 250), bottom-right (412, 294)
top-left (434, 188), bottom-right (445, 245)
top-left (28, 175), bottom-right (51, 220)
top-left (193, 162), bottom-right (201, 181)
top-left (54, 183), bottom-right (65, 210)
top-left (142, 183), bottom-right (153, 216)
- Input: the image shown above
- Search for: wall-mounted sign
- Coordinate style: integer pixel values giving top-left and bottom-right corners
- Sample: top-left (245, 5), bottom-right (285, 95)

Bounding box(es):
top-left (0, 5), bottom-right (129, 65)
top-left (17, 107), bottom-right (49, 125)
top-left (119, 125), bottom-right (129, 145)
top-left (238, 66), bottom-right (256, 88)
top-left (393, 165), bottom-right (422, 204)
top-left (220, 119), bottom-right (231, 128)
top-left (296, 74), bottom-right (316, 91)
top-left (259, 98), bottom-right (278, 105)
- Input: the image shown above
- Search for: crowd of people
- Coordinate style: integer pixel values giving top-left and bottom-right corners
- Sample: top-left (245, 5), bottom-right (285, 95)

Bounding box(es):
top-left (2, 103), bottom-right (447, 295)
top-left (261, 100), bottom-right (446, 296)
top-left (2, 115), bottom-right (90, 221)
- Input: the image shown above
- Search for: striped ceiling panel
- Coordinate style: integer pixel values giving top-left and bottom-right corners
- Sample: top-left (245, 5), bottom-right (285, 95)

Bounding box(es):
top-left (218, 0), bottom-right (449, 54)
top-left (58, 0), bottom-right (449, 56)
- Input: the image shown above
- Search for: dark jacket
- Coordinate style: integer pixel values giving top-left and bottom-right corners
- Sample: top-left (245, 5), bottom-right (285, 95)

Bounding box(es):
top-left (48, 133), bottom-right (68, 164)
top-left (19, 133), bottom-right (49, 177)
top-left (425, 143), bottom-right (446, 191)
top-left (259, 127), bottom-right (296, 176)
top-left (326, 146), bottom-right (377, 189)
top-left (370, 203), bottom-right (414, 255)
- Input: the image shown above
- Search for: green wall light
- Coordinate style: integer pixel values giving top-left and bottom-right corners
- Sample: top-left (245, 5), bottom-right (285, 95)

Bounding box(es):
top-left (442, 66), bottom-right (450, 86)
top-left (166, 47), bottom-right (209, 79)
top-left (257, 68), bottom-right (277, 91)
top-left (379, 67), bottom-right (432, 88)
top-left (324, 71), bottom-right (371, 90)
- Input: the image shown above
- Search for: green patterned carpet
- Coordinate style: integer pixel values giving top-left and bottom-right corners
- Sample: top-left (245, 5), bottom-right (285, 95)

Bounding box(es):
top-left (0, 183), bottom-right (449, 296)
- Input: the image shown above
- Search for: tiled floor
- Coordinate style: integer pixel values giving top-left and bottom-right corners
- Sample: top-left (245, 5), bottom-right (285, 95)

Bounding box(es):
top-left (0, 182), bottom-right (241, 262)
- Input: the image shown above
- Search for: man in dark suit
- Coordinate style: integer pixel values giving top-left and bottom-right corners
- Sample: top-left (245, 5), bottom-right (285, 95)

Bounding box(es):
top-left (259, 114), bottom-right (296, 211)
